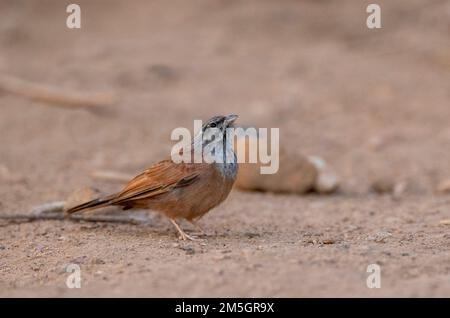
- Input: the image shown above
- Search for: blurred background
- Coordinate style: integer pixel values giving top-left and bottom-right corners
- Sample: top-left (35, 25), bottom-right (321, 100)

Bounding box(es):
top-left (0, 0), bottom-right (449, 297)
top-left (1, 0), bottom-right (450, 206)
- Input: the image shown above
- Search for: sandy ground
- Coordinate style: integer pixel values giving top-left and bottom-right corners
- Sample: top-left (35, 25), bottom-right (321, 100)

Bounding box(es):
top-left (1, 0), bottom-right (450, 297)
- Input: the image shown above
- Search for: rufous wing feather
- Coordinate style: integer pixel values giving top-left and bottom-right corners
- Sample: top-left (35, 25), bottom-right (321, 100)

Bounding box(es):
top-left (111, 160), bottom-right (200, 204)
top-left (67, 160), bottom-right (201, 214)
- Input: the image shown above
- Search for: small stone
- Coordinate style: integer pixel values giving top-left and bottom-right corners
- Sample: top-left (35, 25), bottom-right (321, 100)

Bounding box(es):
top-left (371, 178), bottom-right (406, 197)
top-left (308, 156), bottom-right (340, 194)
top-left (371, 178), bottom-right (395, 194)
top-left (368, 231), bottom-right (392, 243)
top-left (244, 232), bottom-right (260, 239)
top-left (315, 173), bottom-right (339, 194)
top-left (91, 257), bottom-right (106, 265)
top-left (321, 239), bottom-right (335, 245)
top-left (439, 219), bottom-right (450, 225)
top-left (179, 245), bottom-right (195, 255)
top-left (31, 265), bottom-right (41, 272)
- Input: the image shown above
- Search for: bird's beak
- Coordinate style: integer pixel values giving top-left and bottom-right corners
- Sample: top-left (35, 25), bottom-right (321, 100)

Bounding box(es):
top-left (225, 114), bottom-right (238, 125)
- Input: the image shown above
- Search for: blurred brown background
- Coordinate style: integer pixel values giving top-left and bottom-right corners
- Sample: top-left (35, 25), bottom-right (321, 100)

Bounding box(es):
top-left (0, 0), bottom-right (449, 297)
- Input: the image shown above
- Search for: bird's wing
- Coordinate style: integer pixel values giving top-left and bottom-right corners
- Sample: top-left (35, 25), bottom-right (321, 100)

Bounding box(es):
top-left (110, 160), bottom-right (200, 204)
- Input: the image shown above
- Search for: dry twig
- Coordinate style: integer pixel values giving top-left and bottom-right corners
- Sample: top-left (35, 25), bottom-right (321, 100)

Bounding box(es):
top-left (0, 201), bottom-right (149, 226)
top-left (0, 74), bottom-right (116, 109)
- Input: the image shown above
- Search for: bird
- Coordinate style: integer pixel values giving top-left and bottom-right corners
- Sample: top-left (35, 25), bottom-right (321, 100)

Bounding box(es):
top-left (66, 114), bottom-right (239, 240)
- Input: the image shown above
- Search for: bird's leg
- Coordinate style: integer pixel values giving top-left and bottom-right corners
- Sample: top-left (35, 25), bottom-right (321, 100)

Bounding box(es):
top-left (170, 219), bottom-right (198, 241)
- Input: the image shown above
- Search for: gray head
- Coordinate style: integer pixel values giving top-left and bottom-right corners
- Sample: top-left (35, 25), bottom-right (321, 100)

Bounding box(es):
top-left (200, 114), bottom-right (238, 147)
top-left (191, 115), bottom-right (237, 148)
top-left (202, 114), bottom-right (238, 133)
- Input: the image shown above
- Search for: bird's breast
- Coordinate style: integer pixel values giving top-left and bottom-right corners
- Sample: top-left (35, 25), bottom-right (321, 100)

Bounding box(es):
top-left (214, 161), bottom-right (238, 180)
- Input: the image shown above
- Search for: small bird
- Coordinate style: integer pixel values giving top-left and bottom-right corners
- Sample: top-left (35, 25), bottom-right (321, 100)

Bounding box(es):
top-left (66, 114), bottom-right (239, 240)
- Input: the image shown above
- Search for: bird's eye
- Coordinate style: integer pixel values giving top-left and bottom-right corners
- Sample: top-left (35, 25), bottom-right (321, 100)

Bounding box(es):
top-left (209, 123), bottom-right (217, 128)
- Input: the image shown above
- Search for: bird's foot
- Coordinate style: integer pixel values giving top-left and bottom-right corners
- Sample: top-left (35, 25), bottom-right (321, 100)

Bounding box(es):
top-left (178, 232), bottom-right (200, 241)
top-left (170, 218), bottom-right (202, 241)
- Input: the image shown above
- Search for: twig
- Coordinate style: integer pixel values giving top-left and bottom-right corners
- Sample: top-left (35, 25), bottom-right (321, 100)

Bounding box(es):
top-left (0, 212), bottom-right (146, 225)
top-left (30, 201), bottom-right (65, 215)
top-left (0, 74), bottom-right (116, 109)
top-left (0, 201), bottom-right (150, 226)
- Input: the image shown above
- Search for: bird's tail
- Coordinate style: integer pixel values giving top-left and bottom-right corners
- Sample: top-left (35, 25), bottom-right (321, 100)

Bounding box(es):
top-left (65, 194), bottom-right (116, 214)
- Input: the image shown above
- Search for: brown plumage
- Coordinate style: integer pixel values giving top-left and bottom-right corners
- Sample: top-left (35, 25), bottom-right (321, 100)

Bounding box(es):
top-left (66, 115), bottom-right (239, 240)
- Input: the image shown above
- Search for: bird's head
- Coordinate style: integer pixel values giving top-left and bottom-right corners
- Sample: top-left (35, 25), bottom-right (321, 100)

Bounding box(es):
top-left (200, 114), bottom-right (238, 150)
top-left (202, 114), bottom-right (238, 133)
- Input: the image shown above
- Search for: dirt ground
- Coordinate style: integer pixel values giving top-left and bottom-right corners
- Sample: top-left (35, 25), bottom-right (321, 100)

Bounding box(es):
top-left (1, 0), bottom-right (450, 297)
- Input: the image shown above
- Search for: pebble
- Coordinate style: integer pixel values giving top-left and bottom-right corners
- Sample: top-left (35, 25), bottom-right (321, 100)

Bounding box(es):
top-left (244, 232), bottom-right (260, 239)
top-left (371, 178), bottom-right (406, 197)
top-left (371, 178), bottom-right (395, 194)
top-left (368, 231), bottom-right (392, 243)
top-left (178, 245), bottom-right (195, 255)
top-left (308, 156), bottom-right (340, 194)
top-left (91, 257), bottom-right (106, 265)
